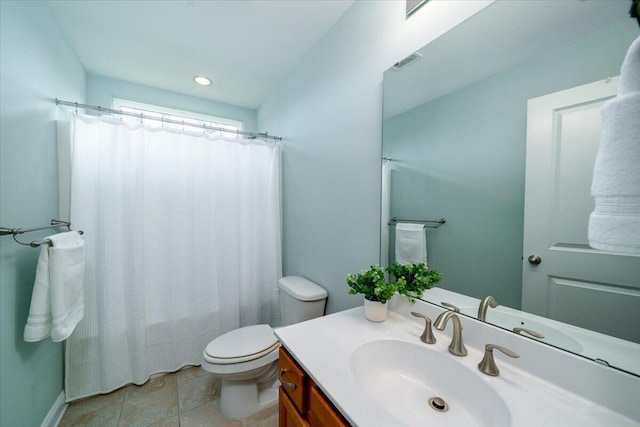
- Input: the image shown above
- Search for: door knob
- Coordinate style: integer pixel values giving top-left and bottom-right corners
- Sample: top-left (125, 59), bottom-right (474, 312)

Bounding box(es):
top-left (528, 255), bottom-right (542, 265)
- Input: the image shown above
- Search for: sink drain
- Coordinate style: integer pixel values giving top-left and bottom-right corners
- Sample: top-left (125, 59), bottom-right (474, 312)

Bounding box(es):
top-left (428, 397), bottom-right (449, 412)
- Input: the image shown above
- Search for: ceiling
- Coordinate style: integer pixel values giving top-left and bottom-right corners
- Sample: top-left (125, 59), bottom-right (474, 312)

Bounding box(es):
top-left (383, 0), bottom-right (631, 119)
top-left (47, 0), bottom-right (354, 110)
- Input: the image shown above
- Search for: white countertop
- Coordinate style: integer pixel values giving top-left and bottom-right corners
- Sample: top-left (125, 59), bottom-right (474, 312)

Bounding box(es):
top-left (275, 299), bottom-right (640, 427)
top-left (425, 287), bottom-right (640, 375)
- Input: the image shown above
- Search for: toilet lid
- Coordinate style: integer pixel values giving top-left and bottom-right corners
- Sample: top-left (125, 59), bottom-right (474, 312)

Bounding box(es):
top-left (204, 324), bottom-right (279, 364)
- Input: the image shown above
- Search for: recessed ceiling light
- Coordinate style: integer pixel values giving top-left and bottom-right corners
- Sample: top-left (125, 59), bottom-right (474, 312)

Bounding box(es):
top-left (194, 76), bottom-right (211, 86)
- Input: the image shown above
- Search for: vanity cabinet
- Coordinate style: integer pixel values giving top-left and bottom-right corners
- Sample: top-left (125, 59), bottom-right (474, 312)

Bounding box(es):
top-left (278, 347), bottom-right (350, 427)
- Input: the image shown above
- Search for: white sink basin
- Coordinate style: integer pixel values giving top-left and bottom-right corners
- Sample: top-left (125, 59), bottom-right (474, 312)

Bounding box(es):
top-left (459, 307), bottom-right (584, 353)
top-left (350, 339), bottom-right (511, 427)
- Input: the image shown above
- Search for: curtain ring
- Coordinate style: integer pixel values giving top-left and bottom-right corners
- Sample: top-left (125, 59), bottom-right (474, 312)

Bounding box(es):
top-left (139, 113), bottom-right (143, 124)
top-left (74, 102), bottom-right (78, 114)
top-left (98, 106), bottom-right (102, 118)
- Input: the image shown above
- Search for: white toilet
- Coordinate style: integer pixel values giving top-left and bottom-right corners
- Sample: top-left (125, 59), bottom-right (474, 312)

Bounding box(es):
top-left (201, 276), bottom-right (327, 418)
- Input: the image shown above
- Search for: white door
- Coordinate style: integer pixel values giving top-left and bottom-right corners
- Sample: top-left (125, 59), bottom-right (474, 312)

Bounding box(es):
top-left (522, 77), bottom-right (640, 343)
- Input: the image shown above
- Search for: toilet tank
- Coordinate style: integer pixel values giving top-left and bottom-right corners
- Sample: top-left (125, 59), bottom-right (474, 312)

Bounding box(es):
top-left (278, 276), bottom-right (328, 326)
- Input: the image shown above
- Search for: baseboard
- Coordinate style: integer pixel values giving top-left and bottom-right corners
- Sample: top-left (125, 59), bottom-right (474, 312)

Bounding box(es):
top-left (41, 392), bottom-right (67, 427)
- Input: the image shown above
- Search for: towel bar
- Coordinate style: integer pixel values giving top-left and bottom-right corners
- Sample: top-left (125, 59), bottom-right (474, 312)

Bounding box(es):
top-left (388, 217), bottom-right (446, 229)
top-left (0, 219), bottom-right (84, 247)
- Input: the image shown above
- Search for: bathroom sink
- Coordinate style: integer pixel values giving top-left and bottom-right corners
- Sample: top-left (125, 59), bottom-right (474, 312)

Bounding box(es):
top-left (458, 307), bottom-right (583, 353)
top-left (350, 339), bottom-right (510, 427)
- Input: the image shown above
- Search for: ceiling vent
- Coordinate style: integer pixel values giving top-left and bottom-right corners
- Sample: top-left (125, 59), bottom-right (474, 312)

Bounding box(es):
top-left (394, 52), bottom-right (423, 69)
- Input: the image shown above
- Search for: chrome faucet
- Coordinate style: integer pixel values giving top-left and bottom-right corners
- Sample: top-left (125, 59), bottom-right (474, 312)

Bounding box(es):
top-left (434, 311), bottom-right (467, 356)
top-left (477, 296), bottom-right (498, 322)
top-left (477, 344), bottom-right (519, 376)
top-left (411, 312), bottom-right (436, 344)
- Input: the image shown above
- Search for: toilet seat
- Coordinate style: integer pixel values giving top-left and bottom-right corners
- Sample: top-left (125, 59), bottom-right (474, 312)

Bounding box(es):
top-left (204, 324), bottom-right (279, 365)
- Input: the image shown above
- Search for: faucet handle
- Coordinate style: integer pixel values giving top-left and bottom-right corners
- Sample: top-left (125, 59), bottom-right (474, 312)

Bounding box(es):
top-left (513, 327), bottom-right (545, 339)
top-left (440, 302), bottom-right (460, 312)
top-left (411, 312), bottom-right (436, 344)
top-left (478, 344), bottom-right (520, 376)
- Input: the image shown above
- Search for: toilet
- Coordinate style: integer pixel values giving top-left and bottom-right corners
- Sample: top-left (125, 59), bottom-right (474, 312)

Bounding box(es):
top-left (201, 276), bottom-right (328, 418)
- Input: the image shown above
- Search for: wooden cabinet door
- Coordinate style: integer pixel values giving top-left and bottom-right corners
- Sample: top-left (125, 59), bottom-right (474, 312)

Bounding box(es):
top-left (279, 347), bottom-right (308, 415)
top-left (279, 387), bottom-right (309, 427)
top-left (308, 382), bottom-right (349, 427)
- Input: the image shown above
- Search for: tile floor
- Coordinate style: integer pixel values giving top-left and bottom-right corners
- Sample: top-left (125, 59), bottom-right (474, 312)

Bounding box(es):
top-left (59, 366), bottom-right (278, 427)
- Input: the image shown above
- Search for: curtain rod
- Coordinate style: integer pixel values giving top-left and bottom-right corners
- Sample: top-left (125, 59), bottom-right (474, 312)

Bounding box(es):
top-left (55, 98), bottom-right (283, 142)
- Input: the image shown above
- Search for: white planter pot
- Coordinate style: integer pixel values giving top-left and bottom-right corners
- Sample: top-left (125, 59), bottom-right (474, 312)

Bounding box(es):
top-left (363, 297), bottom-right (388, 322)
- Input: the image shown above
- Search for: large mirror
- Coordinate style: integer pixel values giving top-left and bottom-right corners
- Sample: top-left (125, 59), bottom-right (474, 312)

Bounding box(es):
top-left (382, 0), bottom-right (640, 376)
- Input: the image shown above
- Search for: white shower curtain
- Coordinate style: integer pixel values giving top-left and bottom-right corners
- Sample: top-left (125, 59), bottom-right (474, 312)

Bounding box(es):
top-left (64, 115), bottom-right (282, 401)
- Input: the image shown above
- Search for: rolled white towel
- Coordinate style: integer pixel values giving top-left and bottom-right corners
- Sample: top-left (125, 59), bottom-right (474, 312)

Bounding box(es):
top-left (589, 35), bottom-right (640, 254)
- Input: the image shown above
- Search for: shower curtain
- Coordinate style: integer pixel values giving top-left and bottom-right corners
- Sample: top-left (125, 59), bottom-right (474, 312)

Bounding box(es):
top-left (64, 115), bottom-right (282, 401)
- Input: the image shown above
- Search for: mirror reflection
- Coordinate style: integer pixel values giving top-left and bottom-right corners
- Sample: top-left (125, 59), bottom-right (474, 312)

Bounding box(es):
top-left (382, 0), bottom-right (640, 375)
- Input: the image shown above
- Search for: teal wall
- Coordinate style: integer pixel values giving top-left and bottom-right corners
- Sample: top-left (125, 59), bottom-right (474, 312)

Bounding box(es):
top-left (0, 0), bottom-right (484, 420)
top-left (0, 1), bottom-right (86, 426)
top-left (257, 1), bottom-right (491, 313)
top-left (0, 8), bottom-right (257, 425)
top-left (87, 74), bottom-right (258, 132)
top-left (383, 19), bottom-right (638, 309)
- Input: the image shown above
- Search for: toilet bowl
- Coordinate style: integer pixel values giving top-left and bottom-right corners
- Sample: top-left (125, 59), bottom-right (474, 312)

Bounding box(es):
top-left (201, 276), bottom-right (327, 418)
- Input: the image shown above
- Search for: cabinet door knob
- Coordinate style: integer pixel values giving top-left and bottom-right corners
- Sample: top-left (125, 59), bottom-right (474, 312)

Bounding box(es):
top-left (279, 368), bottom-right (297, 389)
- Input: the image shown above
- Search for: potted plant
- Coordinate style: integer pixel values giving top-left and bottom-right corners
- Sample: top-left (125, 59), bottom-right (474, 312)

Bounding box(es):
top-left (347, 265), bottom-right (405, 322)
top-left (387, 262), bottom-right (443, 302)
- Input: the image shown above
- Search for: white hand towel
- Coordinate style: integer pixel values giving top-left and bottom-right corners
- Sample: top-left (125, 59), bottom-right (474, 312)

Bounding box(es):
top-left (589, 35), bottom-right (640, 254)
top-left (395, 223), bottom-right (427, 265)
top-left (24, 231), bottom-right (85, 342)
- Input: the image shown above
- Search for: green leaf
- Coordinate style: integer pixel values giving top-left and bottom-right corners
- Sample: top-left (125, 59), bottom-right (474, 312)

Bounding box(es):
top-left (385, 262), bottom-right (443, 302)
top-left (346, 265), bottom-right (398, 303)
